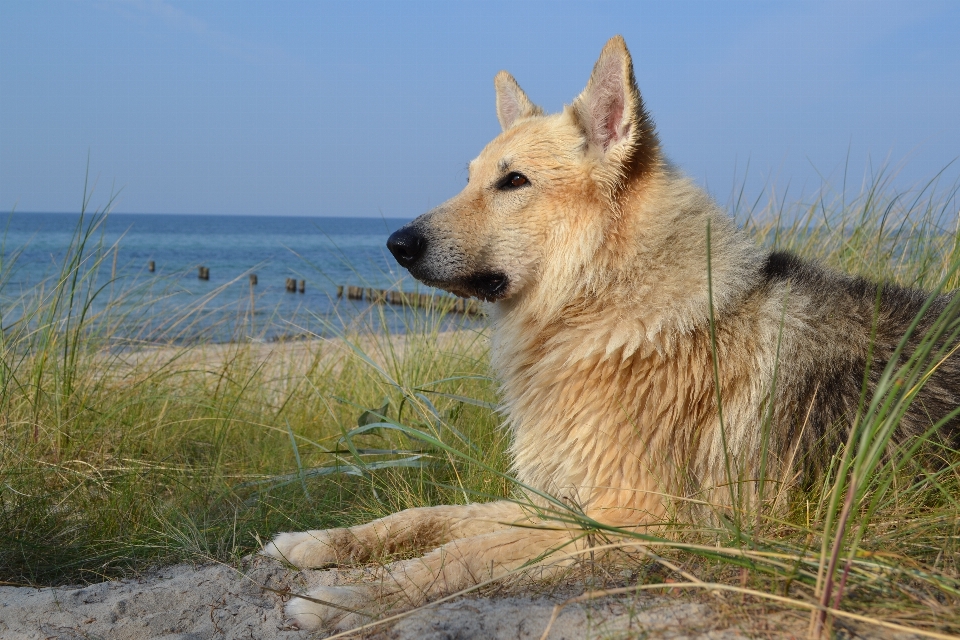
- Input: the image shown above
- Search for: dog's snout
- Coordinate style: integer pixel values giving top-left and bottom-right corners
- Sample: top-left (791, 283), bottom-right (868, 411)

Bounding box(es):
top-left (387, 228), bottom-right (426, 267)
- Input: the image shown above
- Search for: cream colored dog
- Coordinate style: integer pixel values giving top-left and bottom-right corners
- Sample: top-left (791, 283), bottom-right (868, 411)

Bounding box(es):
top-left (264, 35), bottom-right (960, 630)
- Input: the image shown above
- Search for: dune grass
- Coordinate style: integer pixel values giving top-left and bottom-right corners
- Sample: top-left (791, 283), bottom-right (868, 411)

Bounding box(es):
top-left (1, 169), bottom-right (959, 637)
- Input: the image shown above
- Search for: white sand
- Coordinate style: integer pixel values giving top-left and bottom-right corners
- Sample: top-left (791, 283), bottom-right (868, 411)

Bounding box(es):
top-left (2, 553), bottom-right (934, 639)
top-left (0, 555), bottom-right (772, 640)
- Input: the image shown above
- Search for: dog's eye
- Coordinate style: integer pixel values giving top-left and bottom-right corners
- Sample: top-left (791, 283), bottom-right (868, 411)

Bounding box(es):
top-left (498, 172), bottom-right (529, 190)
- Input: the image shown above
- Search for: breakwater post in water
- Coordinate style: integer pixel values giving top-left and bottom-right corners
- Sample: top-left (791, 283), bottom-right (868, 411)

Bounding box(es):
top-left (285, 278), bottom-right (296, 292)
top-left (298, 279), bottom-right (305, 294)
top-left (338, 285), bottom-right (481, 315)
top-left (148, 260), bottom-right (155, 273)
top-left (198, 266), bottom-right (209, 280)
top-left (249, 274), bottom-right (258, 286)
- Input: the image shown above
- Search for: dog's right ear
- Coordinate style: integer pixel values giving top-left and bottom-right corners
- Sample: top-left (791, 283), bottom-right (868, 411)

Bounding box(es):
top-left (572, 36), bottom-right (658, 182)
top-left (495, 71), bottom-right (542, 131)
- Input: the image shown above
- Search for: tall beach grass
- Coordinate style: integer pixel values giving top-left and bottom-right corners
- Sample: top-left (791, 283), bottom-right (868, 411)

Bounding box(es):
top-left (1, 169), bottom-right (958, 638)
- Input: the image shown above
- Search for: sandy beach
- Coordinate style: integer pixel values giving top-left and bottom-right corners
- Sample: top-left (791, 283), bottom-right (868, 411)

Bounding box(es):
top-left (0, 554), bottom-right (790, 639)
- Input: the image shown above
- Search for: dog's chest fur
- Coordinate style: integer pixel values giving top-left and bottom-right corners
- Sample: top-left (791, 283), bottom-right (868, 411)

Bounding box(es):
top-left (488, 289), bottom-right (775, 523)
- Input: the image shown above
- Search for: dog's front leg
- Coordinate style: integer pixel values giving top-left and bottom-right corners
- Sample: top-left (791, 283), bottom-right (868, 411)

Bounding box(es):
top-left (286, 524), bottom-right (583, 630)
top-left (262, 500), bottom-right (527, 569)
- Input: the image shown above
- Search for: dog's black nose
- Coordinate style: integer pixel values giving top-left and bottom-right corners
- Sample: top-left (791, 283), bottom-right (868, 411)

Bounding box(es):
top-left (387, 228), bottom-right (426, 267)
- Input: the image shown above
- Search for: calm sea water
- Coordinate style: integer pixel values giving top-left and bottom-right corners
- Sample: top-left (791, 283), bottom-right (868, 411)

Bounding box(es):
top-left (0, 212), bottom-right (476, 342)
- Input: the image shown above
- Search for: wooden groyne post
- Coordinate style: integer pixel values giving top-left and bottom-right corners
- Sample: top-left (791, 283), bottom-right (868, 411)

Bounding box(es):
top-left (339, 285), bottom-right (481, 315)
top-left (285, 278), bottom-right (305, 293)
top-left (198, 266), bottom-right (209, 280)
top-left (346, 285), bottom-right (363, 300)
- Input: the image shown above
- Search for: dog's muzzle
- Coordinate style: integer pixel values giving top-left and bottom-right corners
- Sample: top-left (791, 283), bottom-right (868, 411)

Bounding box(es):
top-left (387, 226), bottom-right (510, 301)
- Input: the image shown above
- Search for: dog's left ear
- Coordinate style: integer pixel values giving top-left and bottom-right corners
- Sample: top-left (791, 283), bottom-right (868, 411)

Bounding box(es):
top-left (495, 71), bottom-right (543, 131)
top-left (572, 36), bottom-right (657, 171)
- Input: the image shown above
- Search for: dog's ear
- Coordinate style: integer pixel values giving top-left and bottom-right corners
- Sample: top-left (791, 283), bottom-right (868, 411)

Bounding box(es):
top-left (495, 71), bottom-right (542, 131)
top-left (572, 36), bottom-right (656, 169)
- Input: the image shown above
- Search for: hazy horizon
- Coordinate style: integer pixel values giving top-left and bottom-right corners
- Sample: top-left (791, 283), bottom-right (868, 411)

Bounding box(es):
top-left (4, 209), bottom-right (413, 219)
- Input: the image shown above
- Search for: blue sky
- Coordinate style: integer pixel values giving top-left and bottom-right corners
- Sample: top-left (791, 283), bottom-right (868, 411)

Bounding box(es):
top-left (1, 0), bottom-right (958, 217)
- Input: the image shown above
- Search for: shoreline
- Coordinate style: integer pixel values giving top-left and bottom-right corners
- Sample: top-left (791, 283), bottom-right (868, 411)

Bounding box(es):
top-left (111, 328), bottom-right (488, 374)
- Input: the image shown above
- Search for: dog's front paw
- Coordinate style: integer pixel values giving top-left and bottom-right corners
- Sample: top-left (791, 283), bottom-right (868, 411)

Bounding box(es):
top-left (262, 530), bottom-right (344, 568)
top-left (285, 585), bottom-right (374, 631)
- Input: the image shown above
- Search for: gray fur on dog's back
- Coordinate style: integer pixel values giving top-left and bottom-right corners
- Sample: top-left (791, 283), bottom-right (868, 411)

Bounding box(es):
top-left (752, 251), bottom-right (959, 481)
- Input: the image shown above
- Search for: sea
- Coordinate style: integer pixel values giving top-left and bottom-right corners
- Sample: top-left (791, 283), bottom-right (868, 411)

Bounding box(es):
top-left (0, 212), bottom-right (478, 343)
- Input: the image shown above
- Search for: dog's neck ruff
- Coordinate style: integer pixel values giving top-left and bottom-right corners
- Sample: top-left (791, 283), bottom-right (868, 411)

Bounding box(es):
top-left (486, 183), bottom-right (762, 523)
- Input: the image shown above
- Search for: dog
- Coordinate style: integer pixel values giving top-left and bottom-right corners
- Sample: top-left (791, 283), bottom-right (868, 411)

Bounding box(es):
top-left (263, 35), bottom-right (960, 630)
